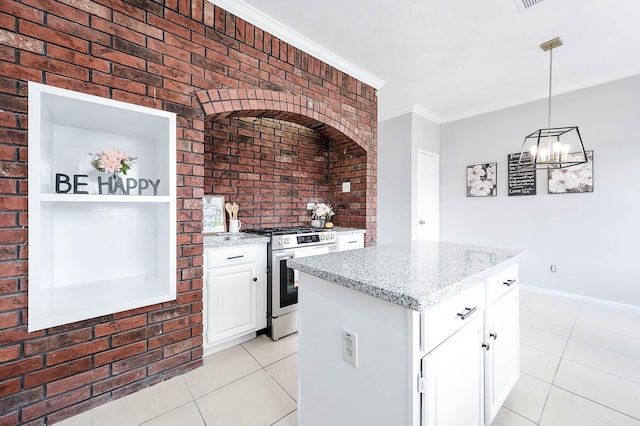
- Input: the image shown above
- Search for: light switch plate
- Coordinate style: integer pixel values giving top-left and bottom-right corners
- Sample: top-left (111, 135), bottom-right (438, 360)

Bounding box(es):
top-left (306, 202), bottom-right (315, 210)
top-left (342, 182), bottom-right (351, 193)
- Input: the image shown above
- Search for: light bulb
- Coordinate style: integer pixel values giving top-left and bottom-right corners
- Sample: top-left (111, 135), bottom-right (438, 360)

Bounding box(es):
top-left (539, 147), bottom-right (548, 162)
top-left (561, 144), bottom-right (570, 162)
top-left (529, 145), bottom-right (537, 161)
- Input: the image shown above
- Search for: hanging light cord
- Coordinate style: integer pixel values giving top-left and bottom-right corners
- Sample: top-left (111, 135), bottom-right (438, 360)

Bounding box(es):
top-left (547, 47), bottom-right (553, 130)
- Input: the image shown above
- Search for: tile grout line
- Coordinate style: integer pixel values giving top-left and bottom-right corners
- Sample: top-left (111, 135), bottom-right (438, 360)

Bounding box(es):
top-left (534, 301), bottom-right (583, 425)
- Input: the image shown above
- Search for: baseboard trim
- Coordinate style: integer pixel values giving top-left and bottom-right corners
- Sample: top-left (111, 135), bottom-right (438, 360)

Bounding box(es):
top-left (521, 285), bottom-right (640, 314)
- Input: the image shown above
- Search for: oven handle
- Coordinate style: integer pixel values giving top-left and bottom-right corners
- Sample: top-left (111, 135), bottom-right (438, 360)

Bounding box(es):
top-left (290, 245), bottom-right (336, 287)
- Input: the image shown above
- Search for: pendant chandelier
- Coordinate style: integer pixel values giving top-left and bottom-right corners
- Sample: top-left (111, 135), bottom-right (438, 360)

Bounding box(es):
top-left (517, 37), bottom-right (588, 170)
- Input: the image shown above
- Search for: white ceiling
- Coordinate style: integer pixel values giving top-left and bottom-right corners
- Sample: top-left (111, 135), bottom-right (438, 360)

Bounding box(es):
top-left (212, 0), bottom-right (640, 123)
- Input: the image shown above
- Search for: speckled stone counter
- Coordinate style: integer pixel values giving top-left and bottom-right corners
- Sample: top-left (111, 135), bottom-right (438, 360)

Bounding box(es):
top-left (288, 240), bottom-right (525, 311)
top-left (203, 233), bottom-right (269, 248)
top-left (331, 226), bottom-right (365, 234)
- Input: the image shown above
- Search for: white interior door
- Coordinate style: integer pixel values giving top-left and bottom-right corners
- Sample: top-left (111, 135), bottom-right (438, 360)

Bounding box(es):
top-left (416, 150), bottom-right (439, 241)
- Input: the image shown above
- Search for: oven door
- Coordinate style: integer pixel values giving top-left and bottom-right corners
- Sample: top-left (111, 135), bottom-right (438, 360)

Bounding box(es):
top-left (272, 245), bottom-right (335, 317)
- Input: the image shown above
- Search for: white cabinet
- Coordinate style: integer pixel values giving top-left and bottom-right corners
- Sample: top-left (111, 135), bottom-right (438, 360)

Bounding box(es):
top-left (336, 230), bottom-right (365, 251)
top-left (27, 82), bottom-right (176, 331)
top-left (422, 315), bottom-right (484, 426)
top-left (295, 261), bottom-right (520, 426)
top-left (203, 243), bottom-right (267, 354)
top-left (484, 287), bottom-right (519, 424)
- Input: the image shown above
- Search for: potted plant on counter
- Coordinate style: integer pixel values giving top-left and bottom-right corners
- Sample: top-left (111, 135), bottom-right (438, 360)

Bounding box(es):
top-left (311, 203), bottom-right (334, 228)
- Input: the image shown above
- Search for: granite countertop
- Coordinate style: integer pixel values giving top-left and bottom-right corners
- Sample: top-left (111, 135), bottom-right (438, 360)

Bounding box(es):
top-left (288, 241), bottom-right (526, 311)
top-left (203, 233), bottom-right (269, 248)
top-left (331, 226), bottom-right (366, 233)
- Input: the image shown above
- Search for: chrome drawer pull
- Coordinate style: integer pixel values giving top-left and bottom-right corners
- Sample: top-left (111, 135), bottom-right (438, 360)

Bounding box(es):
top-left (456, 306), bottom-right (477, 320)
top-left (227, 255), bottom-right (245, 260)
top-left (482, 343), bottom-right (491, 351)
top-left (503, 279), bottom-right (517, 286)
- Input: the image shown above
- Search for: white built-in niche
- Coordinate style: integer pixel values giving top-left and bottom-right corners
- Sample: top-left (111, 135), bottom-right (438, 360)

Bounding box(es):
top-left (28, 82), bottom-right (177, 331)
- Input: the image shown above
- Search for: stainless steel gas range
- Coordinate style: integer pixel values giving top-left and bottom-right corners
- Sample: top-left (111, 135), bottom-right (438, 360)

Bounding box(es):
top-left (244, 226), bottom-right (337, 340)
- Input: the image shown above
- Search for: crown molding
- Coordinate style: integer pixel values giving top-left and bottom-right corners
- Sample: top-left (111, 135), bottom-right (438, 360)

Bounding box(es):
top-left (208, 0), bottom-right (386, 90)
top-left (379, 104), bottom-right (442, 124)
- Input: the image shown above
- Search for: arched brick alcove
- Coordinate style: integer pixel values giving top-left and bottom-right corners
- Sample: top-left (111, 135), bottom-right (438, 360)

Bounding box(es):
top-left (196, 89), bottom-right (376, 239)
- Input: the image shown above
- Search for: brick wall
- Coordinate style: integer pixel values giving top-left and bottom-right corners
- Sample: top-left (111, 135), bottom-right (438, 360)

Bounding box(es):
top-left (204, 116), bottom-right (367, 229)
top-left (0, 1), bottom-right (377, 424)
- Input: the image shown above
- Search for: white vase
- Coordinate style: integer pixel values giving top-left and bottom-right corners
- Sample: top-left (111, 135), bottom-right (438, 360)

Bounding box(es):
top-left (311, 219), bottom-right (321, 228)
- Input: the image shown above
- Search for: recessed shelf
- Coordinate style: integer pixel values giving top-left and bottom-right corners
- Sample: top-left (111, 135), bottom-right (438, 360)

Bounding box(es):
top-left (28, 82), bottom-right (177, 332)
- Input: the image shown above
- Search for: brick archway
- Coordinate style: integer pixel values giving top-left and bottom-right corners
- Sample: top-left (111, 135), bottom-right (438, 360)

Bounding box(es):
top-left (195, 89), bottom-right (371, 150)
top-left (196, 88), bottom-right (376, 240)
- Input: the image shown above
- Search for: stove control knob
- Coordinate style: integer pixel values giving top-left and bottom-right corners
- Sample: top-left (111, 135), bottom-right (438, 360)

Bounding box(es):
top-left (277, 240), bottom-right (283, 246)
top-left (284, 238), bottom-right (290, 244)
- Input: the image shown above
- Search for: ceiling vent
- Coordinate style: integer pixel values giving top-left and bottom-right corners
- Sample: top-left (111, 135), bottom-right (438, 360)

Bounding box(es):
top-left (514, 0), bottom-right (544, 12)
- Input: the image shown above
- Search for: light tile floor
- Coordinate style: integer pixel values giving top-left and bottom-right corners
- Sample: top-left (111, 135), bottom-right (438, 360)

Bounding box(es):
top-left (57, 289), bottom-right (640, 425)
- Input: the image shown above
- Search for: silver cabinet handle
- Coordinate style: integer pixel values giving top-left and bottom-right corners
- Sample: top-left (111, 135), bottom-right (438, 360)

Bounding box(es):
top-left (490, 332), bottom-right (498, 340)
top-left (482, 343), bottom-right (490, 351)
top-left (503, 279), bottom-right (517, 286)
top-left (227, 255), bottom-right (245, 260)
top-left (456, 306), bottom-right (477, 320)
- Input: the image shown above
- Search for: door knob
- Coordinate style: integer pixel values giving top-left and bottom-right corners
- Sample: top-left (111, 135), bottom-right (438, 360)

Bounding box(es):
top-left (253, 277), bottom-right (258, 282)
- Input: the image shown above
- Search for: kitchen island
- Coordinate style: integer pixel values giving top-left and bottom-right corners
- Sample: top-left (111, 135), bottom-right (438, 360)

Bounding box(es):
top-left (288, 241), bottom-right (525, 426)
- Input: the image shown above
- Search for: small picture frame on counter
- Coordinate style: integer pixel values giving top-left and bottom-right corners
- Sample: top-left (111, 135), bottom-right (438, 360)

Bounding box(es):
top-left (203, 196), bottom-right (226, 233)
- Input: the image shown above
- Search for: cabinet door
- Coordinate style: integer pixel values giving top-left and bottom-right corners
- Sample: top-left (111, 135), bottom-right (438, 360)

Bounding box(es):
top-left (205, 262), bottom-right (258, 346)
top-left (422, 315), bottom-right (484, 426)
top-left (484, 287), bottom-right (519, 424)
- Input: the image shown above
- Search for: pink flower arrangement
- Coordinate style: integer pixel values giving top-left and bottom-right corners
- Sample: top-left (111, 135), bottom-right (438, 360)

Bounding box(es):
top-left (312, 203), bottom-right (335, 220)
top-left (91, 148), bottom-right (136, 175)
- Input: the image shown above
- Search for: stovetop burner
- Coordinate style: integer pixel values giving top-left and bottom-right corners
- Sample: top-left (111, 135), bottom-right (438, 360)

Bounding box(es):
top-left (244, 226), bottom-right (329, 236)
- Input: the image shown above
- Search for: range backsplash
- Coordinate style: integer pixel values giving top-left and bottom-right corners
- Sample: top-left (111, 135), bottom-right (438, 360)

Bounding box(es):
top-left (205, 116), bottom-right (367, 229)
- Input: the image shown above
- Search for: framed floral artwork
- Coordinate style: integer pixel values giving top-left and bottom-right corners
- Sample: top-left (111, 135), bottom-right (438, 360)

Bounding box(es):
top-left (548, 151), bottom-right (593, 194)
top-left (467, 163), bottom-right (497, 197)
top-left (203, 196), bottom-right (226, 233)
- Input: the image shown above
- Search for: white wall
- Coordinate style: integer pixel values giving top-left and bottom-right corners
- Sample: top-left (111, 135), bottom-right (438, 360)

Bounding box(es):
top-left (378, 113), bottom-right (440, 244)
top-left (378, 113), bottom-right (412, 244)
top-left (411, 115), bottom-right (440, 238)
top-left (440, 75), bottom-right (640, 306)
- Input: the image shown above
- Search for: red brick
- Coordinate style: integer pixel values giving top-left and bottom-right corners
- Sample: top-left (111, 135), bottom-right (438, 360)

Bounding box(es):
top-left (46, 366), bottom-right (110, 397)
top-left (94, 314), bottom-right (147, 337)
top-left (113, 12), bottom-right (163, 40)
top-left (0, 377), bottom-right (20, 398)
top-left (90, 16), bottom-right (146, 46)
top-left (21, 386), bottom-right (90, 422)
top-left (92, 367), bottom-right (146, 395)
top-left (19, 51), bottom-right (89, 80)
top-left (0, 2), bottom-right (44, 23)
top-left (46, 338), bottom-right (110, 366)
top-left (94, 340), bottom-right (147, 366)
top-left (19, 20), bottom-right (88, 52)
top-left (0, 310), bottom-right (19, 330)
top-left (0, 30), bottom-right (44, 54)
top-left (47, 45), bottom-right (110, 73)
top-left (24, 357), bottom-right (92, 388)
top-left (0, 344), bottom-right (20, 363)
top-left (0, 356), bottom-right (42, 380)
top-left (24, 328), bottom-right (92, 355)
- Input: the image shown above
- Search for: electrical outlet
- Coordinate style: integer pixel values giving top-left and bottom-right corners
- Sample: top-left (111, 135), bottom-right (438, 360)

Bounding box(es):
top-left (550, 264), bottom-right (556, 273)
top-left (342, 328), bottom-right (358, 367)
top-left (306, 202), bottom-right (315, 210)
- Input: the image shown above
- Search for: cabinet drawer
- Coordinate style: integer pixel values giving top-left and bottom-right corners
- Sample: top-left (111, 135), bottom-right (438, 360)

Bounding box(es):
top-left (423, 283), bottom-right (484, 353)
top-left (337, 232), bottom-right (365, 251)
top-left (486, 265), bottom-right (519, 305)
top-left (206, 245), bottom-right (258, 269)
